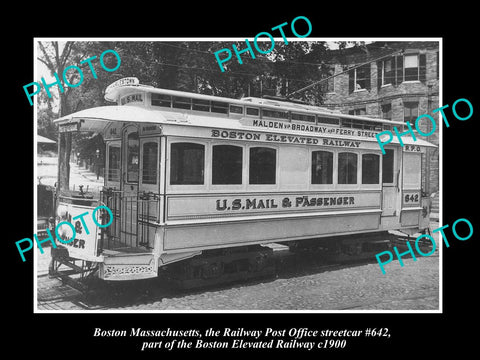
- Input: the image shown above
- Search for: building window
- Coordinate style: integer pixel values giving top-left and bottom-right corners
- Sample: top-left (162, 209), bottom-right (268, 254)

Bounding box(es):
top-left (404, 102), bottom-right (419, 123)
top-left (349, 65), bottom-right (371, 92)
top-left (404, 54), bottom-right (419, 81)
top-left (249, 147), bottom-right (276, 184)
top-left (142, 142), bottom-right (158, 185)
top-left (126, 132), bottom-right (139, 183)
top-left (382, 58), bottom-right (395, 86)
top-left (381, 103), bottom-right (392, 120)
top-left (212, 145), bottom-right (242, 185)
top-left (311, 151), bottom-right (333, 184)
top-left (170, 143), bottom-right (204, 185)
top-left (338, 152), bottom-right (357, 184)
top-left (107, 145), bottom-right (120, 182)
top-left (362, 154), bottom-right (380, 184)
top-left (348, 108), bottom-right (366, 116)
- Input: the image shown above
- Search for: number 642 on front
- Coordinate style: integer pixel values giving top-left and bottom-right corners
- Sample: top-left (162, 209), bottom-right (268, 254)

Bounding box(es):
top-left (403, 191), bottom-right (420, 205)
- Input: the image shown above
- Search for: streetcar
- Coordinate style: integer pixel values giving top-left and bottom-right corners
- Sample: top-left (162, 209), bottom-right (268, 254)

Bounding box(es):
top-left (50, 77), bottom-right (435, 283)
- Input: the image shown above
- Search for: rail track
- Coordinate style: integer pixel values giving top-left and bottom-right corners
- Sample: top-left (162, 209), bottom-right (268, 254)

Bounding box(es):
top-left (38, 231), bottom-right (434, 310)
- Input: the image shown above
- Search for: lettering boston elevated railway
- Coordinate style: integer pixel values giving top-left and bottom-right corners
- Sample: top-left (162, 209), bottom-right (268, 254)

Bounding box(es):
top-left (211, 129), bottom-right (361, 147)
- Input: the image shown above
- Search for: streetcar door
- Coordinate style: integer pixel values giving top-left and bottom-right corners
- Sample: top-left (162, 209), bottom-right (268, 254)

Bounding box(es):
top-left (381, 147), bottom-right (398, 217)
top-left (121, 125), bottom-right (139, 247)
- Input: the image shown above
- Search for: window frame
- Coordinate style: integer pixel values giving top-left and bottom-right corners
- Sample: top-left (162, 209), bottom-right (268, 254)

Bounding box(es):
top-left (403, 54), bottom-right (420, 82)
top-left (382, 148), bottom-right (396, 185)
top-left (352, 65), bottom-right (370, 92)
top-left (404, 101), bottom-right (419, 124)
top-left (140, 137), bottom-right (160, 188)
top-left (106, 141), bottom-right (121, 184)
top-left (247, 145), bottom-right (278, 188)
top-left (311, 150), bottom-right (334, 186)
top-left (337, 151), bottom-right (359, 186)
top-left (151, 93), bottom-right (172, 108)
top-left (381, 103), bottom-right (392, 120)
top-left (125, 131), bottom-right (140, 184)
top-left (361, 153), bottom-right (381, 185)
top-left (381, 58), bottom-right (394, 87)
top-left (168, 140), bottom-right (207, 189)
top-left (211, 143), bottom-right (244, 187)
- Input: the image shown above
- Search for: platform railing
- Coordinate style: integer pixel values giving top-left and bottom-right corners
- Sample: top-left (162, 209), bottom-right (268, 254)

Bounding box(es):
top-left (99, 188), bottom-right (160, 252)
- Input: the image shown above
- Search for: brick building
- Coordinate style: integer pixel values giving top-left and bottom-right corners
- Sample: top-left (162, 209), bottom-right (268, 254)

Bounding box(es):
top-left (321, 41), bottom-right (440, 195)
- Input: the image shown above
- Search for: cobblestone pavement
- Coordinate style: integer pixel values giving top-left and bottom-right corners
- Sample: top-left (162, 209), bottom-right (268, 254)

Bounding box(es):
top-left (115, 257), bottom-right (439, 311)
top-left (36, 226), bottom-right (440, 312)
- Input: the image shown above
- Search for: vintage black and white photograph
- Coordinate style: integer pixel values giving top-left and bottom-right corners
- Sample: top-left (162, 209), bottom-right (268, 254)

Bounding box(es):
top-left (33, 38), bottom-right (441, 312)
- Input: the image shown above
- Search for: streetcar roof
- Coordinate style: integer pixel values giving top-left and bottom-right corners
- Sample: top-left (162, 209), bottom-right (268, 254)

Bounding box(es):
top-left (54, 105), bottom-right (436, 148)
top-left (54, 105), bottom-right (166, 132)
top-left (104, 83), bottom-right (407, 127)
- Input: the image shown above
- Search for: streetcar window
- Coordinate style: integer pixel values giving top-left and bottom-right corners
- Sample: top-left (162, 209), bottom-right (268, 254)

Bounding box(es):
top-left (246, 107), bottom-right (259, 116)
top-left (107, 145), bottom-right (120, 182)
top-left (249, 147), bottom-right (276, 184)
top-left (151, 93), bottom-right (172, 107)
top-left (211, 101), bottom-right (229, 114)
top-left (261, 108), bottom-right (289, 120)
top-left (342, 118), bottom-right (353, 128)
top-left (317, 116), bottom-right (339, 125)
top-left (292, 112), bottom-right (315, 123)
top-left (382, 149), bottom-right (394, 183)
top-left (338, 152), bottom-right (357, 184)
top-left (170, 143), bottom-right (204, 185)
top-left (172, 96), bottom-right (192, 110)
top-left (229, 105), bottom-right (243, 114)
top-left (352, 119), bottom-right (364, 129)
top-left (311, 151), bottom-right (333, 184)
top-left (212, 145), bottom-right (242, 185)
top-left (192, 98), bottom-right (210, 112)
top-left (362, 154), bottom-right (380, 184)
top-left (142, 142), bottom-right (158, 185)
top-left (127, 132), bottom-right (139, 183)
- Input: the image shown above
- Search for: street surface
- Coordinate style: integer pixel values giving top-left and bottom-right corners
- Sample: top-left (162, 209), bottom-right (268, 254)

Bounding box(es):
top-left (36, 234), bottom-right (440, 311)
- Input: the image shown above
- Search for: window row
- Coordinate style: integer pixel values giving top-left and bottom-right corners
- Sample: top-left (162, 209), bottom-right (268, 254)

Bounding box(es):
top-left (107, 137), bottom-right (396, 188)
top-left (170, 143), bottom-right (276, 185)
top-left (348, 53), bottom-right (427, 93)
top-left (170, 143), bottom-right (389, 186)
top-left (349, 102), bottom-right (420, 124)
top-left (149, 93), bottom-right (393, 130)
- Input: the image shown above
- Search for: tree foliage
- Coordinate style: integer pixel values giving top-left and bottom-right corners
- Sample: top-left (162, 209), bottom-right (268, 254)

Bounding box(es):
top-left (37, 40), bottom-right (343, 157)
